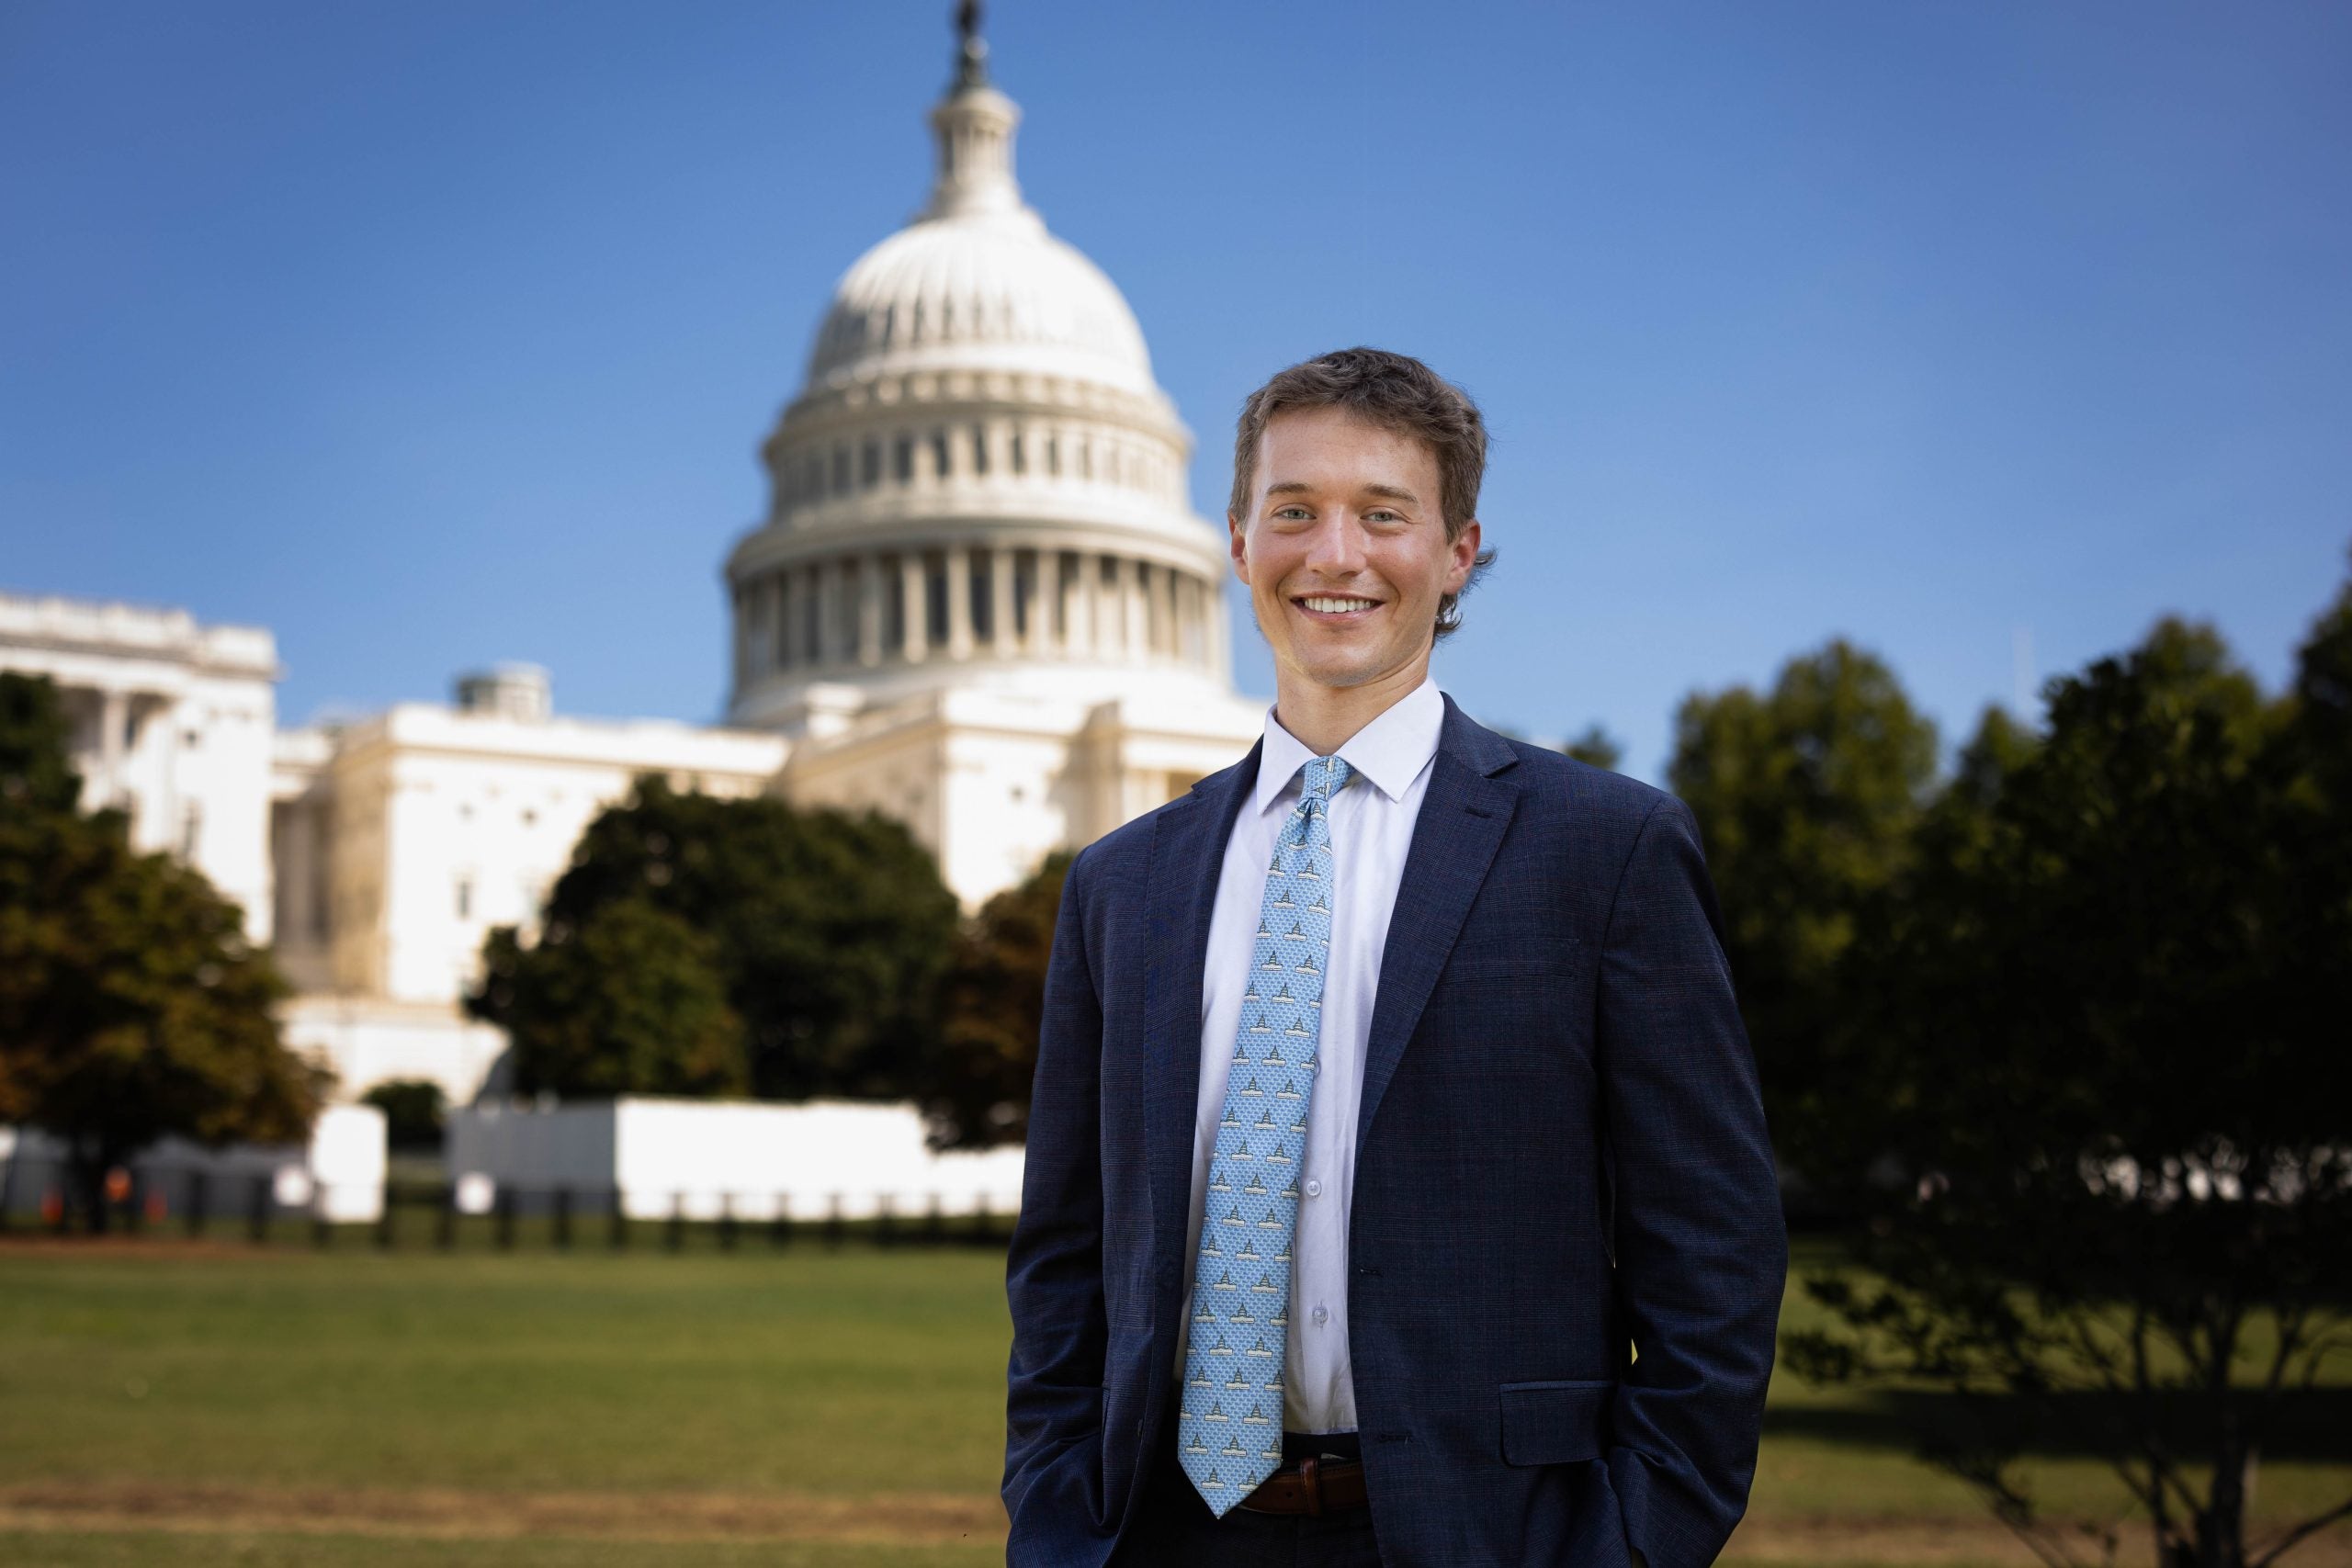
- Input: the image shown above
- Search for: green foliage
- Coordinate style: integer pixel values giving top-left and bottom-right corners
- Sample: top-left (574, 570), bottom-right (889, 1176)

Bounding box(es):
top-left (0, 671), bottom-right (85, 815)
top-left (1788, 607), bottom-right (2352, 1568)
top-left (476, 897), bottom-right (746, 1099)
top-left (1668, 637), bottom-right (1939, 1190)
top-left (1559, 724), bottom-right (1623, 772)
top-left (467, 774), bottom-right (958, 1102)
top-left (0, 675), bottom-right (326, 1229)
top-left (359, 1077), bottom-right (450, 1151)
top-left (923, 850), bottom-right (1071, 1149)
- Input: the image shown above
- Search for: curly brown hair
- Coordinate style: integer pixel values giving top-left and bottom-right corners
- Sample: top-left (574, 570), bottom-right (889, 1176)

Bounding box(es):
top-left (1228, 346), bottom-right (1497, 639)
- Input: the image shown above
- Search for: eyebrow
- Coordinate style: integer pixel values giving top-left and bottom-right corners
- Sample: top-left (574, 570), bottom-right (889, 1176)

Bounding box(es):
top-left (1264, 481), bottom-right (1423, 503)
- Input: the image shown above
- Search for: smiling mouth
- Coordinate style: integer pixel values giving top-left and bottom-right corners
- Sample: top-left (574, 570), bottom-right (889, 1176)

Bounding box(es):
top-left (1295, 594), bottom-right (1381, 616)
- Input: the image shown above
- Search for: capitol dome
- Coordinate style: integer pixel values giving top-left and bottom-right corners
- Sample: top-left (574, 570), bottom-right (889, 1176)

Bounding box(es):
top-left (723, 15), bottom-right (1234, 733)
top-left (806, 175), bottom-right (1157, 400)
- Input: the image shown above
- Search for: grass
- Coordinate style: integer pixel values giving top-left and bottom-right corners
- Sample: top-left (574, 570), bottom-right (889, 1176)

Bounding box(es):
top-left (0, 1235), bottom-right (2344, 1566)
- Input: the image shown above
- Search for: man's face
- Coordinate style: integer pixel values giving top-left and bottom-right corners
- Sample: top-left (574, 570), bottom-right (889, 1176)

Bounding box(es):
top-left (1228, 405), bottom-right (1480, 696)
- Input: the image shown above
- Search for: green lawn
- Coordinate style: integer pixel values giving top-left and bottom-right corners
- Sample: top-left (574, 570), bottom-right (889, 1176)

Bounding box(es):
top-left (0, 1236), bottom-right (2343, 1566)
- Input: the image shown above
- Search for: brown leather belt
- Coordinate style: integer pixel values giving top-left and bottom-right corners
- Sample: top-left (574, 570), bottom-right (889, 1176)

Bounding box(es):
top-left (1236, 1454), bottom-right (1369, 1515)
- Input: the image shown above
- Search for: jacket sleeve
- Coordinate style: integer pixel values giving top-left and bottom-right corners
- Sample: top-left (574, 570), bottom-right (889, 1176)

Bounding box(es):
top-left (1001, 844), bottom-right (1114, 1564)
top-left (1596, 796), bottom-right (1787, 1568)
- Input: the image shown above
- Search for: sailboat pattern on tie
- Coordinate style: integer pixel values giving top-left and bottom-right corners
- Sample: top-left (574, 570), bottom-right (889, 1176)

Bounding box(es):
top-left (1179, 753), bottom-right (1351, 1516)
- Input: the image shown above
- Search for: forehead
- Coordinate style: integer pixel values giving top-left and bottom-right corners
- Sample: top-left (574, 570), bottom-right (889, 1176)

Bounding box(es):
top-left (1251, 406), bottom-right (1440, 497)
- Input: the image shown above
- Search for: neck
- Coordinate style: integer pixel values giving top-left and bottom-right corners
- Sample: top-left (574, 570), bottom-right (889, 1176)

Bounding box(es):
top-left (1271, 652), bottom-right (1430, 757)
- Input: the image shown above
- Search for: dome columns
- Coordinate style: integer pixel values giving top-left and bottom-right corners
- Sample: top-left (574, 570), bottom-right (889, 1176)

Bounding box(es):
top-left (728, 541), bottom-right (1228, 703)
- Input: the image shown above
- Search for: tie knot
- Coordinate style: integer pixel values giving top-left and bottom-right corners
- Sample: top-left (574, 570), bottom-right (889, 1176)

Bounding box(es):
top-left (1301, 755), bottom-right (1352, 802)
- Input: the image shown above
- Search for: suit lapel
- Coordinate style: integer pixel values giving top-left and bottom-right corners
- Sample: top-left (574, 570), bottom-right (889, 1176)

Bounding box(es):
top-left (1143, 739), bottom-right (1262, 1267)
top-left (1354, 695), bottom-right (1521, 1166)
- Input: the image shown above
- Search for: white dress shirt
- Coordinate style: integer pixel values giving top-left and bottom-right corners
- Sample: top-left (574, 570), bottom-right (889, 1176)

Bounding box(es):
top-left (1170, 676), bottom-right (1445, 1434)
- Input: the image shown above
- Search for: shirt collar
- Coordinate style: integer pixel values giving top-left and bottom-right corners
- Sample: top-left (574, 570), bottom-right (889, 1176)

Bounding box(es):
top-left (1252, 676), bottom-right (1444, 815)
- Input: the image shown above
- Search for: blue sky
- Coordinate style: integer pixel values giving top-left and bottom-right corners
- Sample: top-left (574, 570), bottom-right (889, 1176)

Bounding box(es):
top-left (4, 1), bottom-right (2346, 783)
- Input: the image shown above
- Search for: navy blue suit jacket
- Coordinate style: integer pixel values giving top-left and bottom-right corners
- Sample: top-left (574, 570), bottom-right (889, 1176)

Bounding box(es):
top-left (1003, 694), bottom-right (1786, 1567)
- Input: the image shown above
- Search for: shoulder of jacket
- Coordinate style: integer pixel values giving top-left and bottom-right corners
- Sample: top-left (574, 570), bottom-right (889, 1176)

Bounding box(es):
top-left (1494, 739), bottom-right (1681, 829)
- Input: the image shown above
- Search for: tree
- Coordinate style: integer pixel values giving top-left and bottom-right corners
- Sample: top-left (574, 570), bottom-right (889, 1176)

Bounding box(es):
top-left (1787, 611), bottom-right (2352, 1568)
top-left (474, 897), bottom-right (745, 1099)
top-left (0, 672), bottom-right (327, 1229)
top-left (1668, 638), bottom-right (1939, 1194)
top-left (467, 774), bottom-right (958, 1101)
top-left (1, 670), bottom-right (83, 815)
top-left (1559, 724), bottom-right (1623, 772)
top-left (924, 849), bottom-right (1071, 1148)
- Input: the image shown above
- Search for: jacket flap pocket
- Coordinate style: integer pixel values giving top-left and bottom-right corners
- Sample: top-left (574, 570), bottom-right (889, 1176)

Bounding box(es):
top-left (1498, 1379), bottom-right (1613, 1466)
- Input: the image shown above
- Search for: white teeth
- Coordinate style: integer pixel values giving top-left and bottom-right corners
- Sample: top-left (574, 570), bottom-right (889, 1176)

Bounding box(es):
top-left (1301, 596), bottom-right (1375, 614)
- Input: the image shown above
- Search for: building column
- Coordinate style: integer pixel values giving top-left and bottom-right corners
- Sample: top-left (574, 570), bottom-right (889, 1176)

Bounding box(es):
top-left (1171, 573), bottom-right (1194, 666)
top-left (1099, 555), bottom-right (1125, 658)
top-left (901, 553), bottom-right (929, 663)
top-left (790, 567), bottom-right (813, 668)
top-left (1053, 553), bottom-right (1080, 660)
top-left (857, 556), bottom-right (883, 668)
top-left (1159, 565), bottom-right (1181, 660)
top-left (803, 561), bottom-right (829, 670)
top-left (98, 687), bottom-right (127, 808)
top-left (946, 546), bottom-right (974, 660)
top-left (1125, 560), bottom-right (1149, 660)
top-left (991, 546), bottom-right (1017, 657)
top-left (1089, 557), bottom-right (1114, 658)
top-left (1022, 548), bottom-right (1050, 657)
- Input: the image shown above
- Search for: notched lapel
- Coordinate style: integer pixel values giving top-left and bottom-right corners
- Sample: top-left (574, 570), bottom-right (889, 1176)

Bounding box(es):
top-left (1355, 703), bottom-right (1521, 1165)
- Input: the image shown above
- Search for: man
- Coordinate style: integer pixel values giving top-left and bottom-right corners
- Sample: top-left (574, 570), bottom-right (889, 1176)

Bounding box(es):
top-left (1004, 348), bottom-right (1786, 1567)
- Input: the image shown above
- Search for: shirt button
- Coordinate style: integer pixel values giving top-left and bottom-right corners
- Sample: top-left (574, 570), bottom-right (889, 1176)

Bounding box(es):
top-left (1304, 1178), bottom-right (1323, 1199)
top-left (1311, 1305), bottom-right (1329, 1325)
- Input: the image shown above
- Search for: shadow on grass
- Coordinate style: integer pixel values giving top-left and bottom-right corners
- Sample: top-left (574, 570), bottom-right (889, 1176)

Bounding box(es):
top-left (1765, 1386), bottom-right (2352, 1463)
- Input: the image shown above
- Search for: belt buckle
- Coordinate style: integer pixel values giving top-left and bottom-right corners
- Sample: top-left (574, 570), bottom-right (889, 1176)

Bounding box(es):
top-left (1299, 1455), bottom-right (1322, 1517)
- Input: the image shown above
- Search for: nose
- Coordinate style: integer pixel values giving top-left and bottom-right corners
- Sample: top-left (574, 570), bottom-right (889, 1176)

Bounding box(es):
top-left (1301, 509), bottom-right (1371, 578)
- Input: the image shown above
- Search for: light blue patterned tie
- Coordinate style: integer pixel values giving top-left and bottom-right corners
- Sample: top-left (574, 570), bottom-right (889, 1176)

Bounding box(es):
top-left (1180, 753), bottom-right (1353, 1515)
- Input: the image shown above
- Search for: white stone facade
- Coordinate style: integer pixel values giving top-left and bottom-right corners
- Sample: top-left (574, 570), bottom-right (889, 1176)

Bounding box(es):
top-left (0, 592), bottom-right (282, 943)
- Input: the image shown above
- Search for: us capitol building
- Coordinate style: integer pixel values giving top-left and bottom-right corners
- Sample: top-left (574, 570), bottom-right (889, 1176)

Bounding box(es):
top-left (0, 18), bottom-right (1260, 1106)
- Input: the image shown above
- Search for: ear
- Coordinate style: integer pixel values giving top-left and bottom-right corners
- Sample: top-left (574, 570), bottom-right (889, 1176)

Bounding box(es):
top-left (1228, 511), bottom-right (1253, 585)
top-left (1444, 518), bottom-right (1482, 593)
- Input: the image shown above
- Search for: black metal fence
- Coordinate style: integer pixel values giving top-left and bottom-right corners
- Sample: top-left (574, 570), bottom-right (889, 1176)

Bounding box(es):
top-left (0, 1157), bottom-right (1011, 1251)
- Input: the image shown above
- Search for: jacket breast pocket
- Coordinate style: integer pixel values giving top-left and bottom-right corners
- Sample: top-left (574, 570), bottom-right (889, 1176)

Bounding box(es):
top-left (1498, 1379), bottom-right (1614, 1466)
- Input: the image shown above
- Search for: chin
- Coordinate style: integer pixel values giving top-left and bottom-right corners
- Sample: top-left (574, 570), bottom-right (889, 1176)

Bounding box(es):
top-left (1291, 653), bottom-right (1389, 690)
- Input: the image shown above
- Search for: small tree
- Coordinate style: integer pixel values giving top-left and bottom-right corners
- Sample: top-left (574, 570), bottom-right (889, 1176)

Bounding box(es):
top-left (1787, 611), bottom-right (2352, 1568)
top-left (1559, 724), bottom-right (1624, 772)
top-left (923, 849), bottom-right (1071, 1148)
top-left (0, 673), bottom-right (327, 1229)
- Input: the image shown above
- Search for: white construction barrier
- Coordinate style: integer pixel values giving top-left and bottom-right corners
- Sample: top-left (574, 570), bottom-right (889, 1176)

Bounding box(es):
top-left (446, 1096), bottom-right (1025, 1222)
top-left (0, 1104), bottom-right (389, 1224)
